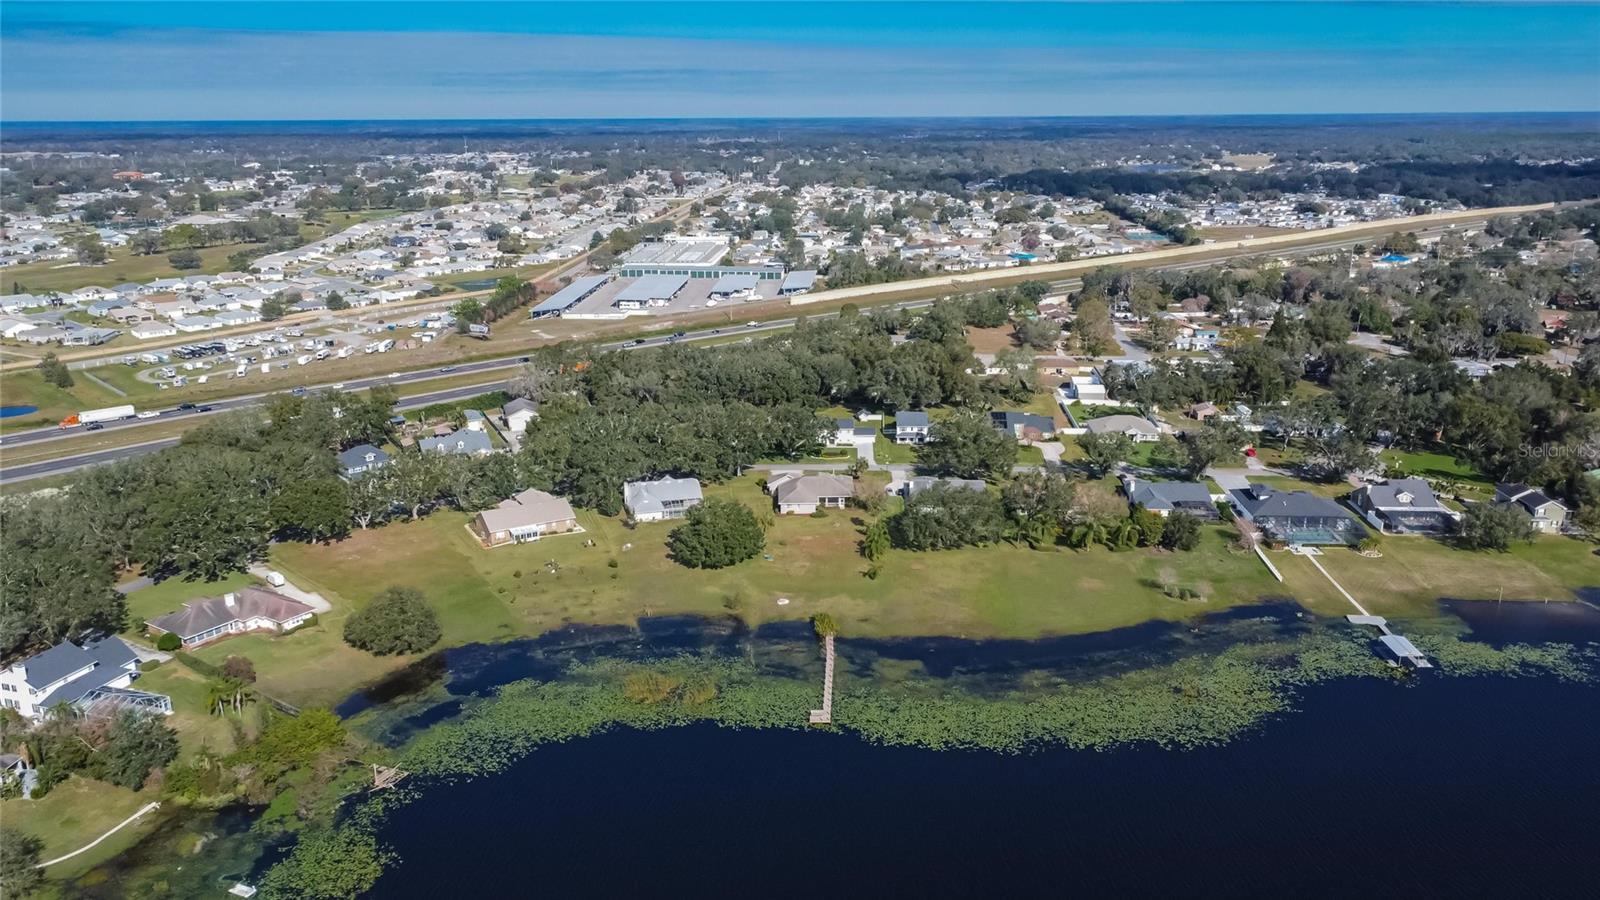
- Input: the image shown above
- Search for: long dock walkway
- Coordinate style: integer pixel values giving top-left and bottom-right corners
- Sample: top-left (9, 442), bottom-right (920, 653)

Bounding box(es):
top-left (808, 634), bottom-right (835, 724)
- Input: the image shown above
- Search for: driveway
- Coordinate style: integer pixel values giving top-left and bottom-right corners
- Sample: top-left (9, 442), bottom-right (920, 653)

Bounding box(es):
top-left (248, 563), bottom-right (331, 613)
top-left (1035, 441), bottom-right (1065, 467)
top-left (1207, 468), bottom-right (1252, 491)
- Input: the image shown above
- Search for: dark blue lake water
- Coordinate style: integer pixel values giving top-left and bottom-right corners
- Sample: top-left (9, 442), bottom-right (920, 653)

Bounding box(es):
top-left (368, 674), bottom-right (1600, 899)
top-left (0, 404), bottom-right (40, 418)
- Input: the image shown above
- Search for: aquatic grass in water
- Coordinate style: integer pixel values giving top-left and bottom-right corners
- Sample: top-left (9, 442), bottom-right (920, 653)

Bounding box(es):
top-left (398, 629), bottom-right (1595, 777)
top-left (258, 627), bottom-right (1595, 895)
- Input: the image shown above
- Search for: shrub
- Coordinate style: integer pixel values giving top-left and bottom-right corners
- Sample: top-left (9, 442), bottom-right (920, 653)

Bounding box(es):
top-left (221, 655), bottom-right (257, 683)
top-left (1215, 500), bottom-right (1236, 522)
top-left (343, 587), bottom-right (441, 656)
top-left (155, 632), bottom-right (181, 652)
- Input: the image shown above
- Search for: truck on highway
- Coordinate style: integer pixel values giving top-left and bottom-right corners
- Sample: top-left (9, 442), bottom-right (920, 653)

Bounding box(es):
top-left (60, 404), bottom-right (137, 428)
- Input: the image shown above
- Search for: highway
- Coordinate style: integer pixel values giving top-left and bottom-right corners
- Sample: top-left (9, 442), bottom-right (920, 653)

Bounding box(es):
top-left (0, 217), bottom-right (1475, 484)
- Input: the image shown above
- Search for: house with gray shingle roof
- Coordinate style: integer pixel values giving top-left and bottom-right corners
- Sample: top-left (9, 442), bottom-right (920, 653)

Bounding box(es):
top-left (0, 637), bottom-right (163, 721)
top-left (1493, 483), bottom-right (1568, 533)
top-left (1123, 476), bottom-right (1218, 518)
top-left (768, 472), bottom-right (853, 514)
top-left (1349, 478), bottom-right (1457, 534)
top-left (418, 429), bottom-right (492, 457)
top-left (337, 443), bottom-right (392, 478)
top-left (1229, 483), bottom-right (1366, 545)
top-left (892, 411), bottom-right (930, 445)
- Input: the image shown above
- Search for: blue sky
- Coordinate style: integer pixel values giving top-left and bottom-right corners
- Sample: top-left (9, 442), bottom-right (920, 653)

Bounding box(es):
top-left (3, 1), bottom-right (1598, 120)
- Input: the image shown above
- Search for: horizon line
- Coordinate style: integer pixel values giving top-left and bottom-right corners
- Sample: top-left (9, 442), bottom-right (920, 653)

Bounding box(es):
top-left (5, 110), bottom-right (1599, 127)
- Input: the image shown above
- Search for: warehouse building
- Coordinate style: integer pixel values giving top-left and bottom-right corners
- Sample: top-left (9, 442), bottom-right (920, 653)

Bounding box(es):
top-left (619, 239), bottom-right (783, 282)
top-left (614, 274), bottom-right (690, 310)
top-left (530, 274), bottom-right (611, 317)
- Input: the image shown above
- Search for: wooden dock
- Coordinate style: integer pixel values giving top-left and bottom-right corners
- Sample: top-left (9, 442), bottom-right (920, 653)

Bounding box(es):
top-left (808, 633), bottom-right (835, 724)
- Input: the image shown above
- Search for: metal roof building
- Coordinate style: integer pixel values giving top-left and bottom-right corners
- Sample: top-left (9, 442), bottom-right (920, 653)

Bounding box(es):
top-left (780, 270), bottom-right (817, 294)
top-left (709, 273), bottom-right (760, 296)
top-left (614, 275), bottom-right (689, 309)
top-left (530, 275), bottom-right (611, 317)
top-left (619, 240), bottom-right (783, 281)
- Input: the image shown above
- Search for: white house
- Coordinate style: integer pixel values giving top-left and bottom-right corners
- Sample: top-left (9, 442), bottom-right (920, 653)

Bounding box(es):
top-left (131, 321), bottom-right (179, 340)
top-left (892, 410), bottom-right (931, 445)
top-left (502, 397), bottom-right (539, 436)
top-left (0, 637), bottom-right (167, 720)
top-left (623, 476), bottom-right (704, 522)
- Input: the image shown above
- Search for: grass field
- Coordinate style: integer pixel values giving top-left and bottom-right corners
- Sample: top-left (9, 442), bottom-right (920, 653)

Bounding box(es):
top-left (121, 570), bottom-right (259, 629)
top-left (264, 475), bottom-right (1289, 704)
top-left (1279, 535), bottom-right (1597, 620)
top-left (0, 777), bottom-right (161, 879)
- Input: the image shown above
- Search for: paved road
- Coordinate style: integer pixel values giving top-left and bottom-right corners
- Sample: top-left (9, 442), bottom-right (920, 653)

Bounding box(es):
top-left (0, 219), bottom-right (1482, 485)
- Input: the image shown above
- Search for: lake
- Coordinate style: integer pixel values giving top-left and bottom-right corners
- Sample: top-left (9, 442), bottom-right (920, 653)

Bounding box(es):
top-left (368, 674), bottom-right (1600, 898)
top-left (0, 404), bottom-right (40, 418)
top-left (352, 602), bottom-right (1600, 899)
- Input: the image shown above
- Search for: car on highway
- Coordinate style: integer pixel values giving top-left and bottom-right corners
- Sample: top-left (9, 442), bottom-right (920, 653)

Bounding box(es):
top-left (290, 387), bottom-right (308, 397)
top-left (387, 372), bottom-right (401, 378)
top-left (136, 411), bottom-right (159, 419)
top-left (85, 422), bottom-right (104, 431)
top-left (518, 356), bottom-right (530, 363)
top-left (628, 339), bottom-right (646, 347)
top-left (197, 405), bottom-right (215, 412)
top-left (746, 321), bottom-right (760, 327)
top-left (331, 383), bottom-right (345, 389)
top-left (440, 365), bottom-right (456, 373)
top-left (178, 402), bottom-right (197, 411)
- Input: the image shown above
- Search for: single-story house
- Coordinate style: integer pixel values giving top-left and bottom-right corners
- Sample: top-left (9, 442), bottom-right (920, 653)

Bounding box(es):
top-left (1061, 372), bottom-right (1109, 403)
top-left (623, 476), bottom-right (704, 522)
top-left (892, 411), bottom-right (931, 445)
top-left (990, 410), bottom-right (1057, 442)
top-left (829, 418), bottom-right (876, 447)
top-left (768, 472), bottom-right (854, 514)
top-left (337, 443), bottom-right (392, 478)
top-left (472, 488), bottom-right (580, 546)
top-left (1188, 401), bottom-right (1219, 422)
top-left (0, 636), bottom-right (166, 721)
top-left (1349, 478), bottom-right (1457, 535)
top-left (106, 305), bottom-right (154, 324)
top-left (1493, 483), bottom-right (1568, 534)
top-left (463, 409), bottom-right (487, 432)
top-left (131, 321), bottom-right (179, 340)
top-left (418, 429), bottom-right (493, 456)
top-left (1229, 483), bottom-right (1366, 545)
top-left (147, 587), bottom-right (316, 648)
top-left (1122, 476), bottom-right (1218, 518)
top-left (502, 397), bottom-right (539, 436)
top-left (1085, 414), bottom-right (1161, 443)
top-left (898, 476), bottom-right (987, 498)
top-left (1173, 325), bottom-right (1220, 351)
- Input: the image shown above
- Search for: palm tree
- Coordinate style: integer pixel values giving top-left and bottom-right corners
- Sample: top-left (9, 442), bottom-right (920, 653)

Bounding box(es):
top-left (205, 677), bottom-right (254, 717)
top-left (1109, 519), bottom-right (1139, 551)
top-left (1067, 520), bottom-right (1109, 549)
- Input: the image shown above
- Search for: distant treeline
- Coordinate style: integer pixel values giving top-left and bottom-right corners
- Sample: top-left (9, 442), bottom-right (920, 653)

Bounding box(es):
top-left (998, 158), bottom-right (1600, 208)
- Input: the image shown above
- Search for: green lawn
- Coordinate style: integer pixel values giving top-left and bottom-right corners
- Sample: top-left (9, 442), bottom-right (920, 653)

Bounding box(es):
top-left (121, 570), bottom-right (259, 630)
top-left (873, 431), bottom-right (918, 465)
top-left (1378, 448), bottom-right (1493, 490)
top-left (267, 475), bottom-right (1289, 701)
top-left (0, 369), bottom-right (129, 432)
top-left (0, 777), bottom-right (161, 879)
top-left (1281, 534), bottom-right (1599, 620)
